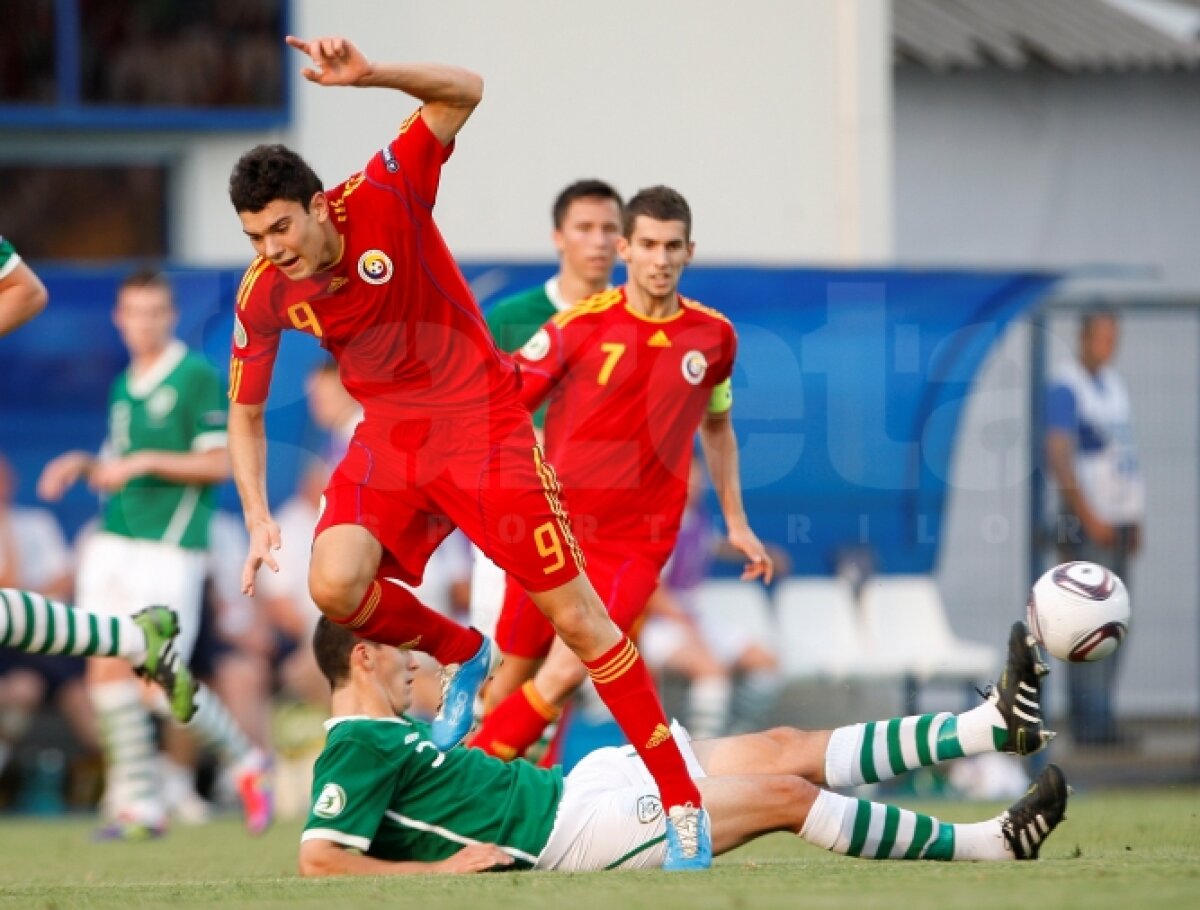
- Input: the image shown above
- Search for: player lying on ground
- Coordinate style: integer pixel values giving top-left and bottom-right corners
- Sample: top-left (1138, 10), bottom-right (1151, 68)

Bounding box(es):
top-left (227, 34), bottom-right (711, 866)
top-left (298, 618), bottom-right (1068, 876)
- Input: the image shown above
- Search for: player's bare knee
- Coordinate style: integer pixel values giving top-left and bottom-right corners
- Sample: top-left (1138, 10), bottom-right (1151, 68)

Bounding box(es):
top-left (547, 601), bottom-right (601, 652)
top-left (308, 567), bottom-right (368, 621)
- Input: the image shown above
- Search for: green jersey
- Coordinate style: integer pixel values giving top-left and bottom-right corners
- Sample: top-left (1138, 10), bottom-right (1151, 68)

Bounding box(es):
top-left (303, 716), bottom-right (563, 867)
top-left (101, 341), bottom-right (227, 550)
top-left (0, 236), bottom-right (20, 280)
top-left (486, 279), bottom-right (569, 429)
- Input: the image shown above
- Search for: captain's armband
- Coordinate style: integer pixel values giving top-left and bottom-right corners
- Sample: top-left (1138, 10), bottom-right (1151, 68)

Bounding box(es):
top-left (707, 378), bottom-right (733, 415)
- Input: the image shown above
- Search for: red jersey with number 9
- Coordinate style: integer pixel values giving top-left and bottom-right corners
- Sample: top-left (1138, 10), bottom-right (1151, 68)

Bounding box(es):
top-left (512, 288), bottom-right (737, 562)
top-left (228, 110), bottom-right (520, 432)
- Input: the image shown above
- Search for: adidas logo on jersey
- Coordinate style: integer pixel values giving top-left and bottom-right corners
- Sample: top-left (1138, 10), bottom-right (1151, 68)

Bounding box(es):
top-left (645, 723), bottom-right (672, 749)
top-left (648, 330), bottom-right (672, 348)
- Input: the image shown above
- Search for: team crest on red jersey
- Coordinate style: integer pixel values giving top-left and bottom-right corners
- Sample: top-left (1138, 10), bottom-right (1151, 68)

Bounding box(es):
top-left (681, 350), bottom-right (708, 385)
top-left (520, 328), bottom-right (551, 362)
top-left (358, 250), bottom-right (394, 285)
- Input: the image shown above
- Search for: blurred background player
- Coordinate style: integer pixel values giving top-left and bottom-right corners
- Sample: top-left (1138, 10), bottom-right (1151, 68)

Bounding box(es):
top-left (227, 35), bottom-right (713, 867)
top-left (470, 178), bottom-right (624, 640)
top-left (638, 463), bottom-right (790, 739)
top-left (471, 186), bottom-right (773, 764)
top-left (0, 235), bottom-right (48, 337)
top-left (1044, 305), bottom-right (1144, 747)
top-left (37, 269), bottom-right (271, 839)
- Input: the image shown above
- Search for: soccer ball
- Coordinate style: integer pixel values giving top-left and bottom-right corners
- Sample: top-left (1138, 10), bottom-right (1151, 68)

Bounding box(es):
top-left (1027, 561), bottom-right (1130, 662)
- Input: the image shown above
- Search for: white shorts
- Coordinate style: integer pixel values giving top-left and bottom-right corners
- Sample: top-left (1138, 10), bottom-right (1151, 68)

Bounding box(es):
top-left (534, 721), bottom-right (705, 872)
top-left (76, 532), bottom-right (208, 660)
top-left (468, 543), bottom-right (506, 640)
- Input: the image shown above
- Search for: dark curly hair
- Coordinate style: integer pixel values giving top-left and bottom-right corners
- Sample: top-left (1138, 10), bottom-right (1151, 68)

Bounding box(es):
top-left (229, 144), bottom-right (324, 213)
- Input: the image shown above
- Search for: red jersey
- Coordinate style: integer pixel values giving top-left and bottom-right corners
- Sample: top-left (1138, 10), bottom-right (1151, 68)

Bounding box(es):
top-left (513, 288), bottom-right (737, 560)
top-left (228, 111), bottom-right (519, 433)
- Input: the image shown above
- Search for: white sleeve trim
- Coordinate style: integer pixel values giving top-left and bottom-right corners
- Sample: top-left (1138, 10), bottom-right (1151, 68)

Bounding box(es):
top-left (0, 250), bottom-right (20, 280)
top-left (192, 431), bottom-right (228, 452)
top-left (301, 828), bottom-right (372, 852)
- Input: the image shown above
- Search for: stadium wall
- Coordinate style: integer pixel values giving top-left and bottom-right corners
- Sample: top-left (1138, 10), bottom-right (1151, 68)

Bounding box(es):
top-left (173, 0), bottom-right (894, 265)
top-left (895, 67), bottom-right (1200, 290)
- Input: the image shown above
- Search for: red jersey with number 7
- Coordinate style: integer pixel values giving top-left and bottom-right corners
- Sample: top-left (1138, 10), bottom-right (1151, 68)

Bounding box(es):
top-left (513, 288), bottom-right (737, 561)
top-left (228, 110), bottom-right (520, 432)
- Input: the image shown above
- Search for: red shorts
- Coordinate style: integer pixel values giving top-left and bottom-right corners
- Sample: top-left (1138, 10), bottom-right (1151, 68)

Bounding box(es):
top-left (315, 404), bottom-right (584, 594)
top-left (495, 542), bottom-right (664, 659)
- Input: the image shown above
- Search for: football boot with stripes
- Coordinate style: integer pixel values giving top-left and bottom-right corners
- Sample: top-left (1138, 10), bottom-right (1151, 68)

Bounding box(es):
top-left (132, 606), bottom-right (197, 723)
top-left (990, 620), bottom-right (1053, 755)
top-left (1001, 763), bottom-right (1069, 860)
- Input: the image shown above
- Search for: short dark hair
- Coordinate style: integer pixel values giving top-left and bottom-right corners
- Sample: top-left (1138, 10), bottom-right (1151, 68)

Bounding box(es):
top-left (623, 185), bottom-right (692, 240)
top-left (312, 616), bottom-right (362, 690)
top-left (118, 268), bottom-right (173, 299)
top-left (229, 144), bottom-right (324, 214)
top-left (552, 179), bottom-right (623, 229)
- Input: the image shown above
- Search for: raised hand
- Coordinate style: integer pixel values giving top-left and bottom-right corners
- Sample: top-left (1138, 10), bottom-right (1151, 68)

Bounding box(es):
top-left (241, 516), bottom-right (282, 596)
top-left (285, 35), bottom-right (373, 87)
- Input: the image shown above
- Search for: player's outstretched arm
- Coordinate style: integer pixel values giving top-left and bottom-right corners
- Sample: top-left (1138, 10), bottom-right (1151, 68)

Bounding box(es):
top-left (0, 258), bottom-right (48, 336)
top-left (285, 35), bottom-right (482, 147)
top-left (299, 839), bottom-right (514, 877)
top-left (699, 410), bottom-right (774, 584)
top-left (228, 402), bottom-right (281, 595)
top-left (36, 451), bottom-right (96, 502)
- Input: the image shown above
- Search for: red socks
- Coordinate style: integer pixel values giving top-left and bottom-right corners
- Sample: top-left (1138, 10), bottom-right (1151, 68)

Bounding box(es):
top-left (471, 681), bottom-right (560, 760)
top-left (584, 636), bottom-right (702, 811)
top-left (335, 578), bottom-right (482, 665)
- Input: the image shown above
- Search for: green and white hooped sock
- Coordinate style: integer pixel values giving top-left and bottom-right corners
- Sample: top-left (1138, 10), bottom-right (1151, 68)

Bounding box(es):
top-left (151, 684), bottom-right (253, 767)
top-left (0, 589), bottom-right (147, 662)
top-left (800, 789), bottom-right (1011, 861)
top-left (824, 703), bottom-right (1005, 788)
top-left (92, 679), bottom-right (161, 821)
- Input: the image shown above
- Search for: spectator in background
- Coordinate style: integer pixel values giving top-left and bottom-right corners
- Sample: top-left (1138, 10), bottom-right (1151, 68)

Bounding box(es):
top-left (639, 463), bottom-right (788, 739)
top-left (1044, 306), bottom-right (1144, 747)
top-left (0, 454), bottom-right (98, 781)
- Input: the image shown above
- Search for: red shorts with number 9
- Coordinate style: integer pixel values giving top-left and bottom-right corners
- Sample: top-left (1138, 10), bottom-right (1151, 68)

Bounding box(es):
top-left (314, 404), bottom-right (585, 595)
top-left (495, 541), bottom-right (664, 659)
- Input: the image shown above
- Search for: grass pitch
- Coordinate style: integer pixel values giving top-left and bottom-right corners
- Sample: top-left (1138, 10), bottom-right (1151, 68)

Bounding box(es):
top-left (0, 787), bottom-right (1195, 910)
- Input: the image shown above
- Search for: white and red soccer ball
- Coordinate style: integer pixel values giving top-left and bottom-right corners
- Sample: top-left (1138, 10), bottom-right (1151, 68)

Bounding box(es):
top-left (1027, 561), bottom-right (1130, 663)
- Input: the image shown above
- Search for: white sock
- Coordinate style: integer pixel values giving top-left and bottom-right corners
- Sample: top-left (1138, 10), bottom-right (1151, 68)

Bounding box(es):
top-left (799, 789), bottom-right (1012, 861)
top-left (824, 705), bottom-right (1006, 788)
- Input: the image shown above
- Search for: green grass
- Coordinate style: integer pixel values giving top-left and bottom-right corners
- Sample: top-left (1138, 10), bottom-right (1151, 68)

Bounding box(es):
top-left (0, 787), bottom-right (1196, 910)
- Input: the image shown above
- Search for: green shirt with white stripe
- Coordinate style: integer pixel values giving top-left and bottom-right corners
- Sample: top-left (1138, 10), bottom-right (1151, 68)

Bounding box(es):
top-left (0, 236), bottom-right (21, 280)
top-left (101, 340), bottom-right (227, 550)
top-left (303, 716), bottom-right (563, 867)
